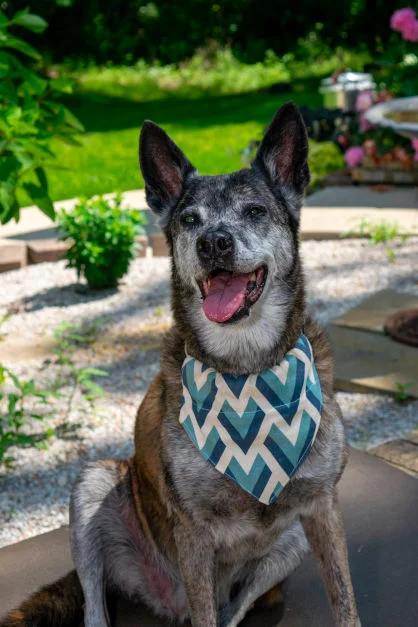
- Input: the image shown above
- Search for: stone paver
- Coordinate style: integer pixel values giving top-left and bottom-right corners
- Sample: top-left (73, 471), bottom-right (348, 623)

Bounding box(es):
top-left (151, 234), bottom-right (170, 257)
top-left (369, 431), bottom-right (418, 478)
top-left (327, 324), bottom-right (418, 399)
top-left (328, 289), bottom-right (418, 398)
top-left (135, 235), bottom-right (149, 258)
top-left (333, 289), bottom-right (418, 334)
top-left (27, 240), bottom-right (70, 264)
top-left (0, 239), bottom-right (27, 271)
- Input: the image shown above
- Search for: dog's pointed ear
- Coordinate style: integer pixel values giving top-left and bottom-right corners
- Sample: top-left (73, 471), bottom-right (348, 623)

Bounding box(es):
top-left (253, 102), bottom-right (309, 221)
top-left (139, 121), bottom-right (196, 224)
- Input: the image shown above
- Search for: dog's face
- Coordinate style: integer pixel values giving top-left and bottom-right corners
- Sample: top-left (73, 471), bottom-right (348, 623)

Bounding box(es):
top-left (139, 103), bottom-right (309, 371)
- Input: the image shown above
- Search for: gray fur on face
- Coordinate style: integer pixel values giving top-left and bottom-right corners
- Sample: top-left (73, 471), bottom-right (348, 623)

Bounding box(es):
top-left (170, 171), bottom-right (300, 371)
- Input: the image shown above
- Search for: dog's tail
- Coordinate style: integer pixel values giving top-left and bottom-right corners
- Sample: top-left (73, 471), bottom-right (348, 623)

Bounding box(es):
top-left (0, 570), bottom-right (84, 627)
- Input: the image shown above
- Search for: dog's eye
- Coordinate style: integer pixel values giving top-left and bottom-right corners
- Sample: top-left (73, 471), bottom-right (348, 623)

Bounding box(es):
top-left (247, 206), bottom-right (266, 218)
top-left (182, 214), bottom-right (197, 225)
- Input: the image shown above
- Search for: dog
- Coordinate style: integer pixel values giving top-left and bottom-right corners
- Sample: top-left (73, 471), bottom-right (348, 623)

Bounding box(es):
top-left (1, 102), bottom-right (360, 627)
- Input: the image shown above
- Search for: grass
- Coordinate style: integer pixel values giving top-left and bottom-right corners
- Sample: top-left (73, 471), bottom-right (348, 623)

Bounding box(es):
top-left (20, 49), bottom-right (361, 203)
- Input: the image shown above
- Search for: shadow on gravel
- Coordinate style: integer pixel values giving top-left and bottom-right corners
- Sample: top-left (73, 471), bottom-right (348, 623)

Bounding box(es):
top-left (8, 275), bottom-right (170, 315)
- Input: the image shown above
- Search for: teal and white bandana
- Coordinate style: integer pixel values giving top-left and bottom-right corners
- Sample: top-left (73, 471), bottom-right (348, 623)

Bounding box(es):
top-left (179, 334), bottom-right (322, 505)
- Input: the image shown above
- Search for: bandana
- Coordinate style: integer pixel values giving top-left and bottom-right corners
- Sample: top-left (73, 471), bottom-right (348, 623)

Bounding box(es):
top-left (179, 334), bottom-right (322, 505)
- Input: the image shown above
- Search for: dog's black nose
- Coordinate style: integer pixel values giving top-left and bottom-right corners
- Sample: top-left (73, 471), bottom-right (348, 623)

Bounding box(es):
top-left (196, 230), bottom-right (234, 261)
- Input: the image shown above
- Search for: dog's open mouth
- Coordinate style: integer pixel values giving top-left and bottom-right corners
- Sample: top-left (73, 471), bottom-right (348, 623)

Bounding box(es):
top-left (199, 266), bottom-right (267, 323)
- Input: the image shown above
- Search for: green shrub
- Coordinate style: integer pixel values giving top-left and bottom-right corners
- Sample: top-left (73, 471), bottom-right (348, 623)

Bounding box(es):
top-left (0, 7), bottom-right (84, 224)
top-left (58, 193), bottom-right (147, 289)
top-left (0, 364), bottom-right (56, 469)
top-left (308, 140), bottom-right (345, 192)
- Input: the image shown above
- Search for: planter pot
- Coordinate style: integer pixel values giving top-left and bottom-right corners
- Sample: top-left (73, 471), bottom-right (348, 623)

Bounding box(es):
top-left (351, 167), bottom-right (418, 185)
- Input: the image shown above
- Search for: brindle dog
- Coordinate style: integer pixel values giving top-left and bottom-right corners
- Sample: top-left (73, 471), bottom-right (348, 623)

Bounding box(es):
top-left (1, 102), bottom-right (360, 627)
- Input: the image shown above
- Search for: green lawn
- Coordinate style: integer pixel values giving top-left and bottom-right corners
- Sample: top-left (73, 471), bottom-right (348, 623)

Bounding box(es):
top-left (32, 61), bottom-right (346, 203)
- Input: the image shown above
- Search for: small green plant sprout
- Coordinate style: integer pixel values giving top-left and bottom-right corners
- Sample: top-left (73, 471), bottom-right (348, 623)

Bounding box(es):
top-left (0, 364), bottom-right (57, 469)
top-left (341, 218), bottom-right (412, 261)
top-left (394, 381), bottom-right (415, 403)
top-left (342, 218), bottom-right (406, 244)
top-left (0, 314), bottom-right (9, 341)
top-left (52, 319), bottom-right (108, 415)
top-left (0, 7), bottom-right (84, 224)
top-left (58, 193), bottom-right (147, 289)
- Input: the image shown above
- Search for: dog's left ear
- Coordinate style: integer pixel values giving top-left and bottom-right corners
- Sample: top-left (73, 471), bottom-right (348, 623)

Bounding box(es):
top-left (139, 121), bottom-right (196, 226)
top-left (253, 102), bottom-right (310, 222)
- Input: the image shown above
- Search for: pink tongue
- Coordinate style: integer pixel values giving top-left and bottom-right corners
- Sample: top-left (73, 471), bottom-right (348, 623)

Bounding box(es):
top-left (202, 272), bottom-right (250, 322)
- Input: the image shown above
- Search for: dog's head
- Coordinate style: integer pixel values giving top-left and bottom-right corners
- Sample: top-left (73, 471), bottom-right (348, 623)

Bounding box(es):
top-left (139, 102), bottom-right (309, 372)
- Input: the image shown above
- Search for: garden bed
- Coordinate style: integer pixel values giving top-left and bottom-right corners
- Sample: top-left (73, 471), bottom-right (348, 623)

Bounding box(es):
top-left (0, 238), bottom-right (418, 547)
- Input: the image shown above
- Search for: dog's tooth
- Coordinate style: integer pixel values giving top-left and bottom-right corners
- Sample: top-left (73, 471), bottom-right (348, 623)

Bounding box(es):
top-left (250, 272), bottom-right (256, 281)
top-left (207, 278), bottom-right (211, 289)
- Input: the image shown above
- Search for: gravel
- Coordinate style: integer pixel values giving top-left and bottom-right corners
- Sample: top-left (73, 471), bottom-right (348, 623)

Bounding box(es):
top-left (0, 237), bottom-right (417, 547)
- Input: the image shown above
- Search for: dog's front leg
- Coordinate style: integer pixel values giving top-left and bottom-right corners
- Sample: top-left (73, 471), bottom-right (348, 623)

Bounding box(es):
top-left (301, 491), bottom-right (361, 627)
top-left (174, 523), bottom-right (218, 627)
top-left (218, 521), bottom-right (309, 627)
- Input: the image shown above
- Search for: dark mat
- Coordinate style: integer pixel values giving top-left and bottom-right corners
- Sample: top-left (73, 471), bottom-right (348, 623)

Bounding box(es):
top-left (1, 449), bottom-right (417, 626)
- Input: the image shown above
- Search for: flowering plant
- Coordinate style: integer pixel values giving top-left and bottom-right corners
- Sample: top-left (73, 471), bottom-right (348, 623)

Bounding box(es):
top-left (336, 8), bottom-right (418, 170)
top-left (390, 7), bottom-right (418, 42)
top-left (337, 88), bottom-right (416, 169)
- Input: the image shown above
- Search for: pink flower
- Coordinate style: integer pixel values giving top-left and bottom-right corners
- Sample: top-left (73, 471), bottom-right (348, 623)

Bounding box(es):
top-left (402, 18), bottom-right (418, 41)
top-left (360, 113), bottom-right (373, 132)
top-left (337, 134), bottom-right (347, 146)
top-left (344, 146), bottom-right (365, 168)
top-left (412, 139), bottom-right (418, 160)
top-left (356, 90), bottom-right (374, 112)
top-left (390, 8), bottom-right (416, 32)
top-left (376, 88), bottom-right (394, 103)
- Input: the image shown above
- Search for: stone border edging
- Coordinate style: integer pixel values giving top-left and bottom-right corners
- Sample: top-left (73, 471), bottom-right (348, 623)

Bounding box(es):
top-left (1, 187), bottom-right (417, 273)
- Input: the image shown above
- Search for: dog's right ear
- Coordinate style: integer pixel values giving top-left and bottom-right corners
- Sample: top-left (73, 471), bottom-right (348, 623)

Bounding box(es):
top-left (139, 121), bottom-right (196, 224)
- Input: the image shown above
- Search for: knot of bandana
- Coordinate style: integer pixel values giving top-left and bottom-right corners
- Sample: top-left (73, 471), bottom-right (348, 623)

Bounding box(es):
top-left (179, 334), bottom-right (322, 505)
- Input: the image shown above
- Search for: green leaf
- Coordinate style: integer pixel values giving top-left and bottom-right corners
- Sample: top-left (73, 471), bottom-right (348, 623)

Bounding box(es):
top-left (22, 183), bottom-right (55, 220)
top-left (0, 12), bottom-right (9, 27)
top-left (62, 106), bottom-right (85, 133)
top-left (0, 51), bottom-right (10, 77)
top-left (55, 134), bottom-right (82, 147)
top-left (21, 71), bottom-right (47, 95)
top-left (0, 35), bottom-right (41, 60)
top-left (79, 368), bottom-right (108, 378)
top-left (29, 414), bottom-right (46, 421)
top-left (0, 195), bottom-right (19, 225)
top-left (35, 167), bottom-right (48, 191)
top-left (0, 184), bottom-right (18, 224)
top-left (12, 13), bottom-right (48, 34)
top-left (80, 380), bottom-right (105, 397)
top-left (50, 77), bottom-right (73, 94)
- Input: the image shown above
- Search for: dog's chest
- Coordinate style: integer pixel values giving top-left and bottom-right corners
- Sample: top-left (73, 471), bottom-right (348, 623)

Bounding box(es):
top-left (166, 420), bottom-right (295, 552)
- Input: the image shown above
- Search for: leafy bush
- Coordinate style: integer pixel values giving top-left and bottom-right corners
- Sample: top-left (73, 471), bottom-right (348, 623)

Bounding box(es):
top-left (0, 364), bottom-right (56, 468)
top-left (0, 316), bottom-right (109, 469)
top-left (58, 194), bottom-right (147, 289)
top-left (6, 0), bottom-right (406, 66)
top-left (0, 7), bottom-right (84, 224)
top-left (308, 140), bottom-right (345, 191)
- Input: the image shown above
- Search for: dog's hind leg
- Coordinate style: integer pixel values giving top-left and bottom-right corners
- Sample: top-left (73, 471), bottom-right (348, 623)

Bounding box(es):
top-left (69, 460), bottom-right (123, 627)
top-left (219, 520), bottom-right (309, 627)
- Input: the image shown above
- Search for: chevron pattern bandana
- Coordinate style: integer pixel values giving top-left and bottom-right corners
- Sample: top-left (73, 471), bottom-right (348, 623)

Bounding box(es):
top-left (179, 334), bottom-right (322, 505)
